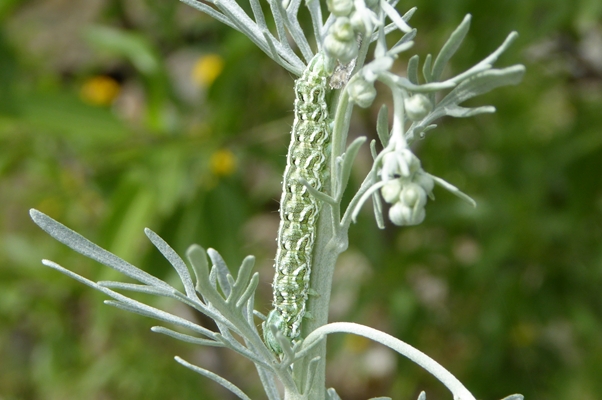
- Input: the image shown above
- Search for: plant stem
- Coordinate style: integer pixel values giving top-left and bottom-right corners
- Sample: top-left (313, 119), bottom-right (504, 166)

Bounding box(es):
top-left (292, 204), bottom-right (348, 399)
top-left (303, 322), bottom-right (477, 400)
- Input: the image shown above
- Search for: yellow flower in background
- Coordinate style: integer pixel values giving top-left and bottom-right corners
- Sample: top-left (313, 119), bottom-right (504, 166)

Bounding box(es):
top-left (80, 75), bottom-right (121, 106)
top-left (210, 149), bottom-right (236, 177)
top-left (192, 54), bottom-right (224, 87)
top-left (344, 333), bottom-right (370, 353)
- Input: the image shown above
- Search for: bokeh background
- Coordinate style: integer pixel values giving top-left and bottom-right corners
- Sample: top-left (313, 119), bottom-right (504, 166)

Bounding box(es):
top-left (1, 0), bottom-right (601, 399)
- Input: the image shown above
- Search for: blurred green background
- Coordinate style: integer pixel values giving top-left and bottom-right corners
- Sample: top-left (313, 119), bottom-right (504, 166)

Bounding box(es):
top-left (1, 0), bottom-right (601, 399)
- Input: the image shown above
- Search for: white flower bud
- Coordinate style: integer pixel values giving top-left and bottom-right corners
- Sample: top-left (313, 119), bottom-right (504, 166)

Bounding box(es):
top-left (415, 171), bottom-right (434, 194)
top-left (389, 202), bottom-right (426, 226)
top-left (350, 11), bottom-right (372, 35)
top-left (327, 0), bottom-right (353, 17)
top-left (410, 207), bottom-right (426, 225)
top-left (408, 207), bottom-right (426, 225)
top-left (400, 183), bottom-right (427, 208)
top-left (404, 94), bottom-right (433, 121)
top-left (380, 179), bottom-right (402, 203)
top-left (324, 34), bottom-right (358, 64)
top-left (347, 77), bottom-right (377, 108)
top-left (388, 202), bottom-right (412, 226)
top-left (380, 152), bottom-right (399, 180)
top-left (398, 148), bottom-right (422, 177)
top-left (331, 17), bottom-right (355, 42)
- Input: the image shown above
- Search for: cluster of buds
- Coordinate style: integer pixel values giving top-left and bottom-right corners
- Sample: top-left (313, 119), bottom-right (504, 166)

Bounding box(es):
top-left (324, 0), bottom-right (379, 64)
top-left (380, 147), bottom-right (434, 226)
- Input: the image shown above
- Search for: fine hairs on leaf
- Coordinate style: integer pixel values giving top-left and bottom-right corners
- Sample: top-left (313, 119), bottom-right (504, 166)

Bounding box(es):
top-left (29, 0), bottom-right (526, 399)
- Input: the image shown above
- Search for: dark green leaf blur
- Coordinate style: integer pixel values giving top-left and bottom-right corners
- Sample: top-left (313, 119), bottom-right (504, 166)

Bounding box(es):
top-left (1, 0), bottom-right (600, 399)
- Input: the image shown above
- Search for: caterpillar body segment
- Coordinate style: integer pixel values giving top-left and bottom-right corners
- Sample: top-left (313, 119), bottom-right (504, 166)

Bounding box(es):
top-left (264, 54), bottom-right (332, 353)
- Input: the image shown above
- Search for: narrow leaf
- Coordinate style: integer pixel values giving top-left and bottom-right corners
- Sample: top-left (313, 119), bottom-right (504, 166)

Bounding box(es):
top-left (422, 53), bottom-right (432, 83)
top-left (297, 177), bottom-right (338, 205)
top-left (175, 356), bottom-right (252, 400)
top-left (97, 281), bottom-right (173, 297)
top-left (370, 139), bottom-right (378, 159)
top-left (207, 248), bottom-right (232, 297)
top-left (430, 174), bottom-right (476, 207)
top-left (407, 55), bottom-right (419, 85)
top-left (145, 228), bottom-right (197, 299)
top-left (229, 255), bottom-right (256, 304)
top-left (438, 65), bottom-right (525, 109)
top-left (381, 0), bottom-right (412, 33)
top-left (338, 136), bottom-right (367, 200)
top-left (444, 105), bottom-right (496, 118)
top-left (389, 26), bottom-right (416, 56)
top-left (372, 191), bottom-right (386, 229)
top-left (392, 76), bottom-right (456, 92)
top-left (388, 40), bottom-right (414, 57)
top-left (431, 14), bottom-right (471, 82)
top-left (327, 388), bottom-right (342, 400)
top-left (401, 7), bottom-right (417, 22)
top-left (43, 260), bottom-right (214, 338)
top-left (376, 105), bottom-right (390, 148)
top-left (302, 357), bottom-right (322, 396)
top-left (236, 273), bottom-right (259, 310)
top-left (186, 244), bottom-right (210, 293)
top-left (179, 0), bottom-right (238, 31)
top-left (151, 326), bottom-right (223, 347)
top-left (103, 299), bottom-right (216, 338)
top-left (30, 209), bottom-right (171, 289)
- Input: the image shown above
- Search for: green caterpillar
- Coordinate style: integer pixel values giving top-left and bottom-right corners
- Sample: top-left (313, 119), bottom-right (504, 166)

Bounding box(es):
top-left (264, 54), bottom-right (332, 353)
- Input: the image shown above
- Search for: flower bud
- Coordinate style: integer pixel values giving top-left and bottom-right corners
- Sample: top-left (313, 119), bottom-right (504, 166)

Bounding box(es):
top-left (388, 202), bottom-right (425, 226)
top-left (404, 94), bottom-right (433, 121)
top-left (415, 171), bottom-right (434, 194)
top-left (327, 0), bottom-right (353, 17)
top-left (324, 34), bottom-right (358, 64)
top-left (388, 202), bottom-right (412, 226)
top-left (350, 11), bottom-right (372, 35)
top-left (400, 183), bottom-right (427, 208)
top-left (331, 17), bottom-right (355, 42)
top-left (347, 77), bottom-right (377, 108)
top-left (398, 149), bottom-right (422, 177)
top-left (381, 179), bottom-right (402, 203)
top-left (410, 207), bottom-right (426, 225)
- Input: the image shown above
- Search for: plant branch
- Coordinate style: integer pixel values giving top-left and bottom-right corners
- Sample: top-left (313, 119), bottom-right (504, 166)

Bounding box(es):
top-left (302, 322), bottom-right (477, 400)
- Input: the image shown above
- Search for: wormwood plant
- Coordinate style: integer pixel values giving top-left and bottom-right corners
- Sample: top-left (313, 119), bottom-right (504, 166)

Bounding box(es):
top-left (30, 0), bottom-right (526, 399)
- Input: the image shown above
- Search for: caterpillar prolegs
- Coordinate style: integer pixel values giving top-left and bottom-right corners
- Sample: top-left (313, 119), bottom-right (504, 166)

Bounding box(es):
top-left (264, 54), bottom-right (332, 353)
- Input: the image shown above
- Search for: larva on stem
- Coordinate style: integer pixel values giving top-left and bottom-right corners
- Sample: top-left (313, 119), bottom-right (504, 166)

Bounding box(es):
top-left (264, 54), bottom-right (332, 353)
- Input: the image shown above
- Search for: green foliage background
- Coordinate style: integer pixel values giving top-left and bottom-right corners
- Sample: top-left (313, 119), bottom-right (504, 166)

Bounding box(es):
top-left (1, 0), bottom-right (601, 399)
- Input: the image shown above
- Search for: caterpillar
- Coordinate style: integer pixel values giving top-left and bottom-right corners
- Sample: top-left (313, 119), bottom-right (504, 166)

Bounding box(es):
top-left (264, 54), bottom-right (332, 353)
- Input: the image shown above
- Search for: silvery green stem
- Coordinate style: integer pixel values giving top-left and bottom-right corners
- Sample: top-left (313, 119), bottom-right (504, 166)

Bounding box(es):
top-left (302, 322), bottom-right (477, 400)
top-left (292, 207), bottom-right (348, 400)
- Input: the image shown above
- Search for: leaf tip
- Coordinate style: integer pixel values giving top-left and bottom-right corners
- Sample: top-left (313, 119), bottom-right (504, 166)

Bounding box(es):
top-left (29, 208), bottom-right (45, 224)
top-left (186, 243), bottom-right (205, 256)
